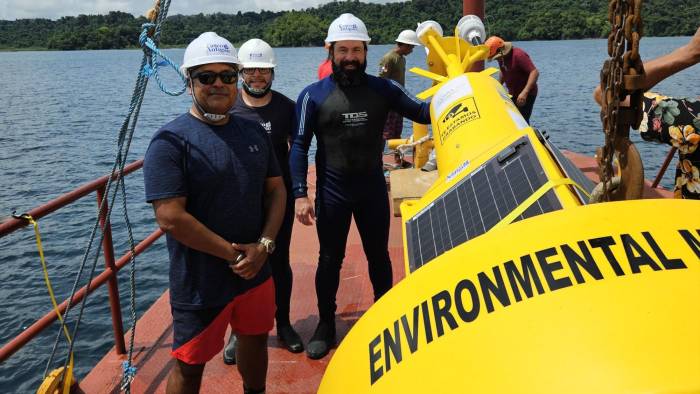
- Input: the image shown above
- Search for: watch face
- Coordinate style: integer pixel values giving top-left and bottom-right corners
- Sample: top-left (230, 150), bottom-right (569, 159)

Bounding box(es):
top-left (261, 237), bottom-right (275, 253)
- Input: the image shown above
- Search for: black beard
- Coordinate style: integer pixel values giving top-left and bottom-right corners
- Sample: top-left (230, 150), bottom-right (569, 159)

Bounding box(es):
top-left (331, 60), bottom-right (367, 87)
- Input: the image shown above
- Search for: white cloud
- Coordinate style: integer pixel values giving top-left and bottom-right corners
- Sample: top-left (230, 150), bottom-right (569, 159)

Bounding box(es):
top-left (1, 0), bottom-right (398, 20)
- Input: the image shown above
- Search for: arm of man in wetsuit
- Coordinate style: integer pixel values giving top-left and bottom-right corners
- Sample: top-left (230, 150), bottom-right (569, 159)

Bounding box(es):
top-left (593, 26), bottom-right (700, 105)
top-left (382, 78), bottom-right (431, 124)
top-left (231, 175), bottom-right (286, 279)
top-left (289, 87), bottom-right (318, 226)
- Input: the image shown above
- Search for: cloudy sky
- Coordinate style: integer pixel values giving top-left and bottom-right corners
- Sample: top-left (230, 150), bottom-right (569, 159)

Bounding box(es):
top-left (1, 0), bottom-right (396, 20)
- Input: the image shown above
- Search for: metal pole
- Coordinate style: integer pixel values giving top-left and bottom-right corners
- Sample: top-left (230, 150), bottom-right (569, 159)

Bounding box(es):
top-left (464, 0), bottom-right (485, 72)
top-left (96, 186), bottom-right (127, 355)
top-left (0, 160), bottom-right (144, 236)
top-left (651, 147), bottom-right (676, 189)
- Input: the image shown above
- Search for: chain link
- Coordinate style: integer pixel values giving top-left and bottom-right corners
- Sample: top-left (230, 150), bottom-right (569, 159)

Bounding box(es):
top-left (598, 0), bottom-right (645, 201)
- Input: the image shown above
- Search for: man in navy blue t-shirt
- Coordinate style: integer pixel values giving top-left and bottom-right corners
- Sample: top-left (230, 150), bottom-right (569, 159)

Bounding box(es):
top-left (143, 32), bottom-right (285, 394)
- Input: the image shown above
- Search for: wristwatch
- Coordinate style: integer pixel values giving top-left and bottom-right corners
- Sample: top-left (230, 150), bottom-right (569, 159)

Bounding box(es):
top-left (258, 236), bottom-right (276, 254)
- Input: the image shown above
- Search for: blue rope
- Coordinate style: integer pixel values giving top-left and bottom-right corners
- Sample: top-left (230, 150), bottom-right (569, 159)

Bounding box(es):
top-left (43, 1), bottom-right (183, 393)
top-left (139, 22), bottom-right (187, 96)
top-left (120, 361), bottom-right (138, 391)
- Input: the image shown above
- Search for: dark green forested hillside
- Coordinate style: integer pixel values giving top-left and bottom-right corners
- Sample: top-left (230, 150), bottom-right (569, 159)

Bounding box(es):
top-left (0, 0), bottom-right (697, 50)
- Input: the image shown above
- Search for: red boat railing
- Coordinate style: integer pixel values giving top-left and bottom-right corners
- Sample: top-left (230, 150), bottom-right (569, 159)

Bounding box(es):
top-left (651, 147), bottom-right (677, 189)
top-left (0, 159), bottom-right (164, 362)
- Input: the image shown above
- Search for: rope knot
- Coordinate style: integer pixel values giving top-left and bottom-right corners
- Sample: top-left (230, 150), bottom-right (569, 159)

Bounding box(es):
top-left (138, 20), bottom-right (187, 96)
top-left (120, 361), bottom-right (137, 391)
top-left (139, 23), bottom-right (155, 46)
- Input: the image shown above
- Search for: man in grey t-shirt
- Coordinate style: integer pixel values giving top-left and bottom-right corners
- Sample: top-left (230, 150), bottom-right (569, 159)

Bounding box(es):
top-left (379, 29), bottom-right (422, 157)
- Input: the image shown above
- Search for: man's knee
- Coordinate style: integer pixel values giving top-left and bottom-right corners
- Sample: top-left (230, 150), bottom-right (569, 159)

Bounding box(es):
top-left (173, 359), bottom-right (205, 379)
top-left (318, 250), bottom-right (345, 267)
top-left (237, 333), bottom-right (269, 348)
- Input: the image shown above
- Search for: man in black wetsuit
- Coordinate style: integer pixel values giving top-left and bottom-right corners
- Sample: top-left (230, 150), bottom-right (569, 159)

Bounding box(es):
top-left (223, 38), bottom-right (304, 366)
top-left (289, 13), bottom-right (431, 360)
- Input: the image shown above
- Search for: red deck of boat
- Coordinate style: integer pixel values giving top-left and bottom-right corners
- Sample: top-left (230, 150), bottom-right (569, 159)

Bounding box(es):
top-left (79, 153), bottom-right (671, 393)
top-left (80, 165), bottom-right (407, 394)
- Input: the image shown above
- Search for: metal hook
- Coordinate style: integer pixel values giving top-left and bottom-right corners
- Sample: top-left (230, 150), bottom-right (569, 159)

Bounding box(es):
top-left (11, 210), bottom-right (31, 220)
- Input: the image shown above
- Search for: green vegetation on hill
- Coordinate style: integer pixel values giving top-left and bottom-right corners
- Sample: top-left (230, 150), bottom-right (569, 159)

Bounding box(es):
top-left (0, 0), bottom-right (697, 50)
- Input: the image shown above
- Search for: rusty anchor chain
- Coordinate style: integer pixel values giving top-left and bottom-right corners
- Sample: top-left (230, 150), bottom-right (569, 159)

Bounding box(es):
top-left (594, 0), bottom-right (646, 202)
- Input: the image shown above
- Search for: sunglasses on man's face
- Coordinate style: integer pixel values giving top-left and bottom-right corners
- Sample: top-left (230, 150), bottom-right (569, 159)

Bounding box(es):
top-left (191, 70), bottom-right (238, 85)
top-left (241, 68), bottom-right (272, 75)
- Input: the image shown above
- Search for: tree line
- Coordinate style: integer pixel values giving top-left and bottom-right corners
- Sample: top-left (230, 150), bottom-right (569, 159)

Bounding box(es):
top-left (0, 0), bottom-right (697, 50)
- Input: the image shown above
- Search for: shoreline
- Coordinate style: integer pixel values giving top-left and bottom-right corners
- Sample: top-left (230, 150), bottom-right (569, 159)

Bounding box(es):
top-left (0, 35), bottom-right (691, 53)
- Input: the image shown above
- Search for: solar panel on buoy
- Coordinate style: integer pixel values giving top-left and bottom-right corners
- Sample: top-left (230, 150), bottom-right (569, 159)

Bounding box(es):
top-left (405, 136), bottom-right (562, 272)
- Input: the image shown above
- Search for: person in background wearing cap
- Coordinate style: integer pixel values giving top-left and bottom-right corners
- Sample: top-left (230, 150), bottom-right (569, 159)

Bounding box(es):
top-left (290, 13), bottom-right (431, 360)
top-left (222, 38), bottom-right (304, 366)
top-left (379, 30), bottom-right (423, 167)
top-left (143, 32), bottom-right (286, 394)
top-left (485, 36), bottom-right (539, 123)
top-left (318, 42), bottom-right (333, 80)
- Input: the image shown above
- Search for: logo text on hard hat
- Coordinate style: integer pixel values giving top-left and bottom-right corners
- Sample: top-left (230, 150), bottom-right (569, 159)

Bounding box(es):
top-left (338, 24), bottom-right (358, 32)
top-left (250, 53), bottom-right (263, 58)
top-left (207, 43), bottom-right (231, 55)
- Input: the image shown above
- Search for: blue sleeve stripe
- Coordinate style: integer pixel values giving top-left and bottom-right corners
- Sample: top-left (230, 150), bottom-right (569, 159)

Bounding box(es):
top-left (299, 91), bottom-right (311, 136)
top-left (389, 79), bottom-right (422, 105)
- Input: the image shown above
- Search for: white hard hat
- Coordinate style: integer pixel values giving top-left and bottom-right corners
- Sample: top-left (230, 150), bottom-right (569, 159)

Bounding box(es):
top-left (180, 32), bottom-right (239, 75)
top-left (238, 38), bottom-right (276, 68)
top-left (325, 13), bottom-right (371, 43)
top-left (395, 30), bottom-right (421, 46)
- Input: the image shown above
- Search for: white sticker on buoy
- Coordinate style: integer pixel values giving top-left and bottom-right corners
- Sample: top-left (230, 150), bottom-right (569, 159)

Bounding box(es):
top-left (432, 75), bottom-right (473, 118)
top-left (508, 108), bottom-right (529, 130)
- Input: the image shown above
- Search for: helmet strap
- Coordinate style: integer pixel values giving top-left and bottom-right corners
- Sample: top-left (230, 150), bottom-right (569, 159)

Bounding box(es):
top-left (241, 70), bottom-right (274, 98)
top-left (189, 77), bottom-right (229, 123)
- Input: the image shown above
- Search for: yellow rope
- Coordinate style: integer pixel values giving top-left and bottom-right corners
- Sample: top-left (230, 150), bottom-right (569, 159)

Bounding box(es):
top-left (23, 215), bottom-right (75, 393)
top-left (492, 178), bottom-right (591, 231)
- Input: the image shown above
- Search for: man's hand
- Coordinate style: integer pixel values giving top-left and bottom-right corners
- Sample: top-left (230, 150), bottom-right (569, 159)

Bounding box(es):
top-left (516, 91), bottom-right (528, 107)
top-left (229, 242), bottom-right (267, 280)
top-left (295, 197), bottom-right (316, 226)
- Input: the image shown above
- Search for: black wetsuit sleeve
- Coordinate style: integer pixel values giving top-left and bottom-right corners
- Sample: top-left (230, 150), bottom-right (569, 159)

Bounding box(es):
top-left (385, 79), bottom-right (431, 124)
top-left (289, 89), bottom-right (316, 198)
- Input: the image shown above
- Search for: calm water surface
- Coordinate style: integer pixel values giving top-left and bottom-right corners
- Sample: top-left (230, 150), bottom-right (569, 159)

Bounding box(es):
top-left (1, 37), bottom-right (698, 391)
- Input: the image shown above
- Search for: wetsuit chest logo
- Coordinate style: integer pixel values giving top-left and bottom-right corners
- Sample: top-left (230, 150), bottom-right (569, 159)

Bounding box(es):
top-left (248, 145), bottom-right (260, 152)
top-left (341, 111), bottom-right (368, 127)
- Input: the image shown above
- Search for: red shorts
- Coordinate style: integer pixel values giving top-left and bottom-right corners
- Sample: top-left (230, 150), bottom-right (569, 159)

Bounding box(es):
top-left (171, 278), bottom-right (275, 364)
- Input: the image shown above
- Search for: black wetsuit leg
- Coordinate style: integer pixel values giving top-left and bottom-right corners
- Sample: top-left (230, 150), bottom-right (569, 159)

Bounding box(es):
top-left (352, 171), bottom-right (393, 301)
top-left (270, 193), bottom-right (295, 326)
top-left (314, 176), bottom-right (353, 323)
